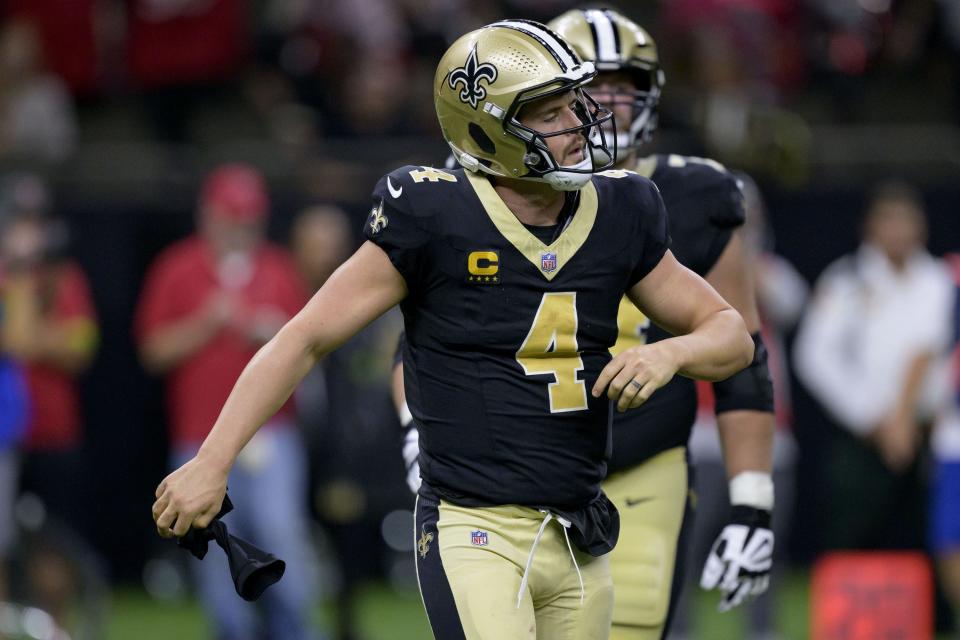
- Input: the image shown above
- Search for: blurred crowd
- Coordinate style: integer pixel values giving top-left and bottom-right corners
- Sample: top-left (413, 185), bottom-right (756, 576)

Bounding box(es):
top-left (0, 1), bottom-right (959, 639)
top-left (0, 0), bottom-right (958, 180)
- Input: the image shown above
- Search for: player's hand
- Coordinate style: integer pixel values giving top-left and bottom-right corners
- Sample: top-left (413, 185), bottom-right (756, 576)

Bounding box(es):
top-left (591, 342), bottom-right (679, 412)
top-left (152, 455), bottom-right (228, 538)
top-left (700, 505), bottom-right (774, 612)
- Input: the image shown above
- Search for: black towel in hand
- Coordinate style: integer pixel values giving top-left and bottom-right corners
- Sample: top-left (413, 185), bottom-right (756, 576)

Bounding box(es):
top-left (177, 494), bottom-right (286, 601)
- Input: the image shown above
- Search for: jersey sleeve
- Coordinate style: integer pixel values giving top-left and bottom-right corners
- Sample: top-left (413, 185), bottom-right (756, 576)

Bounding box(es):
top-left (670, 159), bottom-right (746, 275)
top-left (628, 178), bottom-right (671, 285)
top-left (363, 168), bottom-right (433, 286)
top-left (707, 168), bottom-right (746, 229)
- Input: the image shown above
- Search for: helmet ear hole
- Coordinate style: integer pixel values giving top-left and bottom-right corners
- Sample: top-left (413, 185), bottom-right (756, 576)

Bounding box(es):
top-left (469, 123), bottom-right (497, 154)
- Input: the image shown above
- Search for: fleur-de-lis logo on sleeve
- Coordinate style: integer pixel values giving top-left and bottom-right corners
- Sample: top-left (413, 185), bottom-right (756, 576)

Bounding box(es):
top-left (448, 45), bottom-right (498, 109)
top-left (368, 199), bottom-right (388, 234)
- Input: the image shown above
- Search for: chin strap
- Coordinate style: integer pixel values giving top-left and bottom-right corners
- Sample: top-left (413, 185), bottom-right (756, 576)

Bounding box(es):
top-left (540, 155), bottom-right (595, 191)
top-left (450, 147), bottom-right (596, 192)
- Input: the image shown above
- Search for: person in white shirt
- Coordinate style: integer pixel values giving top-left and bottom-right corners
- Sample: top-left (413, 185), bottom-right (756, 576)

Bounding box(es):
top-left (794, 180), bottom-right (953, 551)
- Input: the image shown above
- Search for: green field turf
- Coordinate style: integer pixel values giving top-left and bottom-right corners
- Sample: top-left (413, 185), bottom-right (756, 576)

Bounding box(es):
top-left (104, 571), bottom-right (814, 640)
top-left (101, 569), bottom-right (960, 640)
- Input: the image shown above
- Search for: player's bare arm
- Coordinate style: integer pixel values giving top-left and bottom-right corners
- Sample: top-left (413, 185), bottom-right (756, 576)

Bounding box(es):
top-left (592, 249), bottom-right (753, 412)
top-left (706, 229), bottom-right (774, 477)
top-left (696, 225), bottom-right (778, 611)
top-left (152, 241), bottom-right (406, 537)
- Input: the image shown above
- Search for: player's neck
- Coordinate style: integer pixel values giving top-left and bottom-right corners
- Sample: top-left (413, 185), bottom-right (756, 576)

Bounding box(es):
top-left (490, 177), bottom-right (566, 226)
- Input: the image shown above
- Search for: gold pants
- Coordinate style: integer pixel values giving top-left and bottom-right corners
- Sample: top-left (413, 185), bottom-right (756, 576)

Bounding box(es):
top-left (603, 447), bottom-right (689, 640)
top-left (421, 498), bottom-right (614, 639)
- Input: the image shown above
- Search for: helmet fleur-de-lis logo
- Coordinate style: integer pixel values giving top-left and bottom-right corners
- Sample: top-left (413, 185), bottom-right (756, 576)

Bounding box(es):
top-left (448, 45), bottom-right (498, 109)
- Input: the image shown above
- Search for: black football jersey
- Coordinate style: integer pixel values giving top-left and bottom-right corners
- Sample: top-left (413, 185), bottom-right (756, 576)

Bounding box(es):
top-left (364, 165), bottom-right (669, 510)
top-left (608, 154), bottom-right (745, 473)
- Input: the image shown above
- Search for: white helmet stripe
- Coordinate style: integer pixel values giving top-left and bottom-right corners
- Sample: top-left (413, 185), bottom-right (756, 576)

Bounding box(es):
top-left (585, 9), bottom-right (618, 62)
top-left (490, 20), bottom-right (578, 71)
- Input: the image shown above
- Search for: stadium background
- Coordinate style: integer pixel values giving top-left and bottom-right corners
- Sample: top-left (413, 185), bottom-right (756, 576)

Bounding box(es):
top-left (1, 0), bottom-right (958, 638)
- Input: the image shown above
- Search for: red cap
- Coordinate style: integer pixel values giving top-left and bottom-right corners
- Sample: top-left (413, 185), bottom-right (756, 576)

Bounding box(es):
top-left (199, 164), bottom-right (269, 222)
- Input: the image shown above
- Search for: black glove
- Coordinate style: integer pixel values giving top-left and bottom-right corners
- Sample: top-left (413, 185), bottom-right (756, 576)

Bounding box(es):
top-left (177, 494), bottom-right (286, 601)
top-left (700, 505), bottom-right (774, 612)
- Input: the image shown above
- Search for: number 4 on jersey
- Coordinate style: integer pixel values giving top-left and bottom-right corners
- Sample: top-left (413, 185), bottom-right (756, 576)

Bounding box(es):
top-left (516, 292), bottom-right (589, 413)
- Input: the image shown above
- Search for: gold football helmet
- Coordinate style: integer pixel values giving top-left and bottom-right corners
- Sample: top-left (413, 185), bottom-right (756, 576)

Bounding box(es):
top-left (434, 20), bottom-right (615, 191)
top-left (548, 9), bottom-right (664, 154)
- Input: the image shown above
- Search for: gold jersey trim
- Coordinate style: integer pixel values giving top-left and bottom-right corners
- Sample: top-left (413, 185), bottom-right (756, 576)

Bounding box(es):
top-left (633, 156), bottom-right (658, 178)
top-left (465, 172), bottom-right (598, 281)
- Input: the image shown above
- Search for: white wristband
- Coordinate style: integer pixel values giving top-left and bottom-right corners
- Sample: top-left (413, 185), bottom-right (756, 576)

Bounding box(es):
top-left (729, 471), bottom-right (774, 511)
top-left (398, 401), bottom-right (413, 428)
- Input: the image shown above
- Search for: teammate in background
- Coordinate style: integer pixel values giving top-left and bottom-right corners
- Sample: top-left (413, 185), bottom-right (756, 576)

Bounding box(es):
top-left (152, 21), bottom-right (753, 640)
top-left (394, 10), bottom-right (776, 639)
top-left (550, 12), bottom-right (776, 635)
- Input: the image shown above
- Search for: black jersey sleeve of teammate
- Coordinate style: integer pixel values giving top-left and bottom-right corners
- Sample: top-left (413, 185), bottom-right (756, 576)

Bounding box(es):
top-left (707, 168), bottom-right (746, 229)
top-left (363, 167), bottom-right (435, 288)
top-left (649, 155), bottom-right (745, 277)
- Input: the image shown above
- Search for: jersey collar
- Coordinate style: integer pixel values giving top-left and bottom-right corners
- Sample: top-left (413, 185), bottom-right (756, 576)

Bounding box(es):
top-left (466, 172), bottom-right (598, 282)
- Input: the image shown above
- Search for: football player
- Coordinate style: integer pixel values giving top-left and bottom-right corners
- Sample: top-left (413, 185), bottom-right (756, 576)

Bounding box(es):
top-left (152, 20), bottom-right (753, 640)
top-left (551, 9), bottom-right (777, 638)
top-left (395, 9), bottom-right (778, 638)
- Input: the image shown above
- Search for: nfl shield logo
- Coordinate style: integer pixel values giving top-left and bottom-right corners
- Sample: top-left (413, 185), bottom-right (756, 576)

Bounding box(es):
top-left (471, 530), bottom-right (489, 546)
top-left (540, 252), bottom-right (557, 273)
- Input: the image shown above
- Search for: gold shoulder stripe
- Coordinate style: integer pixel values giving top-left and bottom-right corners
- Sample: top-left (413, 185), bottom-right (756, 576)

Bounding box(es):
top-left (633, 156), bottom-right (657, 178)
top-left (466, 172), bottom-right (597, 281)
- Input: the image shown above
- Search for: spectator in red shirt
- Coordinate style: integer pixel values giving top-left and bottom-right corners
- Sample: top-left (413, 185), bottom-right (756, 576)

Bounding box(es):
top-left (135, 164), bottom-right (318, 640)
top-left (0, 174), bottom-right (98, 627)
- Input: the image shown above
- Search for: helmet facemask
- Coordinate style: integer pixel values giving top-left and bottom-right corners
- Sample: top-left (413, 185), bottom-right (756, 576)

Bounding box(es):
top-left (592, 62), bottom-right (663, 161)
top-left (506, 84), bottom-right (616, 191)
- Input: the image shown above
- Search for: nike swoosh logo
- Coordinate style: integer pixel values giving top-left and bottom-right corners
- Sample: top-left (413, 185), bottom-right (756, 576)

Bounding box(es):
top-left (625, 496), bottom-right (654, 507)
top-left (387, 177), bottom-right (403, 199)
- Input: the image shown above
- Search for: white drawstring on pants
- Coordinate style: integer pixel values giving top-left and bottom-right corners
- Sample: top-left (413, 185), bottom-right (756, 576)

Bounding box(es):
top-left (515, 511), bottom-right (585, 608)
